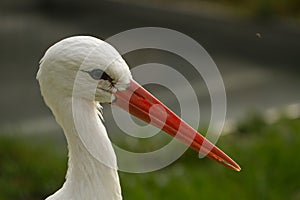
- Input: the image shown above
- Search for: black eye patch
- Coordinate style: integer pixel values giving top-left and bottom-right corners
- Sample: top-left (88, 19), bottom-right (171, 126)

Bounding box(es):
top-left (84, 69), bottom-right (113, 83)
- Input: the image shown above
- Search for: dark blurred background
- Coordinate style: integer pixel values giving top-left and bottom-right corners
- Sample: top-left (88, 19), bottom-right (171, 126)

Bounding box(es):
top-left (1, 0), bottom-right (300, 199)
top-left (1, 0), bottom-right (299, 133)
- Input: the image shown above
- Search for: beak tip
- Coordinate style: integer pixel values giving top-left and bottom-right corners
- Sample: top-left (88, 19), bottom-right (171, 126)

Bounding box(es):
top-left (224, 160), bottom-right (241, 172)
top-left (232, 164), bottom-right (241, 172)
top-left (235, 164), bottom-right (242, 172)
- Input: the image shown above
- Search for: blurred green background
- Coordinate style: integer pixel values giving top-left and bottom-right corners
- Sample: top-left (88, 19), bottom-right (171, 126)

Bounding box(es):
top-left (1, 0), bottom-right (300, 199)
top-left (1, 116), bottom-right (300, 199)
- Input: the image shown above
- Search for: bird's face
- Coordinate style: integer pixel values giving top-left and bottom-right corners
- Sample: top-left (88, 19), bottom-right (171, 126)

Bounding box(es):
top-left (75, 57), bottom-right (132, 103)
top-left (37, 36), bottom-right (132, 104)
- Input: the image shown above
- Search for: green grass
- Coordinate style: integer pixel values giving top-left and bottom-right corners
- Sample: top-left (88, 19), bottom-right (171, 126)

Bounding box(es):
top-left (0, 136), bottom-right (67, 200)
top-left (1, 116), bottom-right (300, 199)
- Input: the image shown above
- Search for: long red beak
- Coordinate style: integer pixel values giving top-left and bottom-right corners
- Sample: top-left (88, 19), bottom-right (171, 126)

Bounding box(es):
top-left (114, 79), bottom-right (241, 171)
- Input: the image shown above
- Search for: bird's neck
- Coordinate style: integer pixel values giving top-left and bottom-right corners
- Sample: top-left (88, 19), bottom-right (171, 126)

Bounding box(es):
top-left (46, 98), bottom-right (122, 200)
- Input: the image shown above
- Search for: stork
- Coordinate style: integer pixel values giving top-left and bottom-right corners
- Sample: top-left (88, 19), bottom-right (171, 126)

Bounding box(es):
top-left (37, 36), bottom-right (240, 200)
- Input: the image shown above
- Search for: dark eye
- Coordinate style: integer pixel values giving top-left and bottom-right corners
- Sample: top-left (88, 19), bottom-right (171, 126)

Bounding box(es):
top-left (89, 69), bottom-right (103, 80)
top-left (88, 69), bottom-right (113, 82)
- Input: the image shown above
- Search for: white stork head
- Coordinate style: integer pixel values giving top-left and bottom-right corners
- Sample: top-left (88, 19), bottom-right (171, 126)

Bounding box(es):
top-left (37, 36), bottom-right (132, 107)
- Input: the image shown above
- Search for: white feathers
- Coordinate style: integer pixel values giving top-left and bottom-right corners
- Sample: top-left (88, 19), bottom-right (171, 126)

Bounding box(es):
top-left (37, 36), bottom-right (131, 103)
top-left (97, 103), bottom-right (104, 121)
top-left (72, 98), bottom-right (117, 170)
top-left (37, 36), bottom-right (131, 200)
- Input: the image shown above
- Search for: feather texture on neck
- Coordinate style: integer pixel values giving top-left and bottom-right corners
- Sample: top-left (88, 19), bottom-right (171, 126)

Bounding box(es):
top-left (46, 98), bottom-right (122, 200)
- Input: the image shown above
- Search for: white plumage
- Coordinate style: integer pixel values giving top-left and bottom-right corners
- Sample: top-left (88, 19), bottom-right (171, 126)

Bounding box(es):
top-left (37, 36), bottom-right (130, 200)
